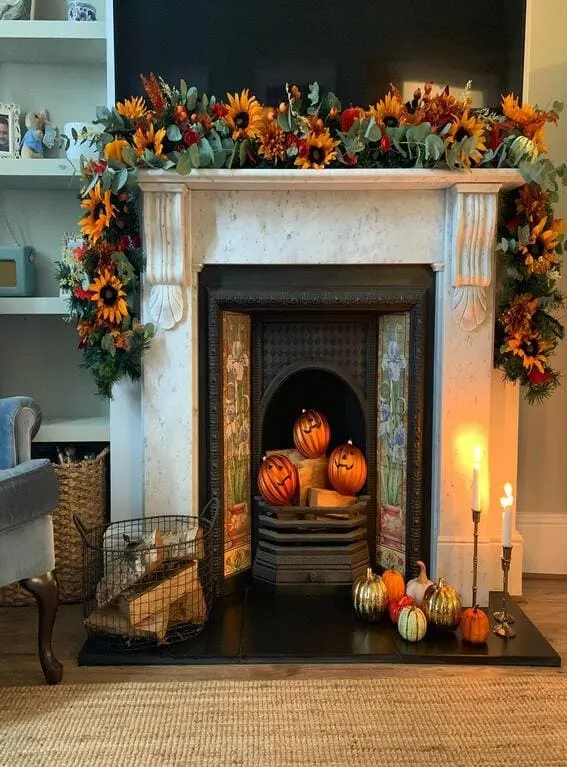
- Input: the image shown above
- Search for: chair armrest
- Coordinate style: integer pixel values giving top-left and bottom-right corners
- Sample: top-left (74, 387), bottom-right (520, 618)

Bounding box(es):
top-left (0, 397), bottom-right (41, 470)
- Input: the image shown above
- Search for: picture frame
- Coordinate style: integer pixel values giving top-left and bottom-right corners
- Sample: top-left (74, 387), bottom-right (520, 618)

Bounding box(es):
top-left (0, 104), bottom-right (21, 159)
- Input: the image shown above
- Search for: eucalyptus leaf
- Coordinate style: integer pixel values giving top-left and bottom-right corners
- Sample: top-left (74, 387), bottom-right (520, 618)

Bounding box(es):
top-left (180, 78), bottom-right (188, 97)
top-left (167, 124), bottom-right (182, 142)
top-left (424, 133), bottom-right (444, 161)
top-left (101, 333), bottom-right (116, 357)
top-left (186, 86), bottom-right (198, 111)
top-left (212, 149), bottom-right (226, 168)
top-left (518, 224), bottom-right (531, 245)
top-left (308, 81), bottom-right (320, 106)
top-left (497, 238), bottom-right (509, 253)
top-left (122, 145), bottom-right (137, 167)
top-left (189, 142), bottom-right (200, 168)
top-left (201, 94), bottom-right (209, 114)
top-left (364, 116), bottom-right (381, 143)
top-left (199, 137), bottom-right (215, 167)
top-left (96, 105), bottom-right (111, 121)
top-left (176, 151), bottom-right (193, 175)
top-left (208, 130), bottom-right (222, 152)
top-left (111, 168), bottom-right (129, 193)
top-left (239, 139), bottom-right (250, 167)
top-left (100, 169), bottom-right (113, 191)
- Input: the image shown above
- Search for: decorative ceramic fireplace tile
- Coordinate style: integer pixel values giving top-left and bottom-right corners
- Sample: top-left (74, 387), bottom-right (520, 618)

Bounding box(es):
top-left (222, 312), bottom-right (252, 577)
top-left (377, 312), bottom-right (410, 572)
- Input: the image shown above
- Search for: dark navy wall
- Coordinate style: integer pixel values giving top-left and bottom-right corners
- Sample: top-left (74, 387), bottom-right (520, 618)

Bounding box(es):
top-left (114, 0), bottom-right (526, 107)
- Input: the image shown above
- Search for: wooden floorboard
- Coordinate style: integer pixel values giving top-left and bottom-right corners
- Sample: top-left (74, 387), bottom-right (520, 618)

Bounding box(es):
top-left (0, 578), bottom-right (564, 686)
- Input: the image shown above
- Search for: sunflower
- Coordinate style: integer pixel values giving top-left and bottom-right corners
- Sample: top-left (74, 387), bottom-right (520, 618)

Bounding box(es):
top-left (371, 91), bottom-right (407, 129)
top-left (104, 138), bottom-right (130, 162)
top-left (446, 110), bottom-right (487, 166)
top-left (80, 183), bottom-right (116, 243)
top-left (224, 89), bottom-right (263, 141)
top-left (500, 293), bottom-right (538, 336)
top-left (257, 122), bottom-right (286, 163)
top-left (506, 332), bottom-right (553, 374)
top-left (518, 217), bottom-right (563, 274)
top-left (90, 270), bottom-right (129, 325)
top-left (116, 96), bottom-right (149, 121)
top-left (502, 94), bottom-right (556, 153)
top-left (295, 130), bottom-right (339, 170)
top-left (133, 123), bottom-right (166, 157)
top-left (515, 184), bottom-right (549, 223)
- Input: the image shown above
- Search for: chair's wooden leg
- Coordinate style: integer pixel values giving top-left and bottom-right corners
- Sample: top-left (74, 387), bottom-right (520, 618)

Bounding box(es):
top-left (20, 571), bottom-right (63, 685)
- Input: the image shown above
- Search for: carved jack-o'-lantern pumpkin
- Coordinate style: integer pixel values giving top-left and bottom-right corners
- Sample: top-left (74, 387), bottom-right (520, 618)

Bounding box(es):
top-left (258, 454), bottom-right (299, 506)
top-left (293, 409), bottom-right (331, 459)
top-left (328, 440), bottom-right (367, 495)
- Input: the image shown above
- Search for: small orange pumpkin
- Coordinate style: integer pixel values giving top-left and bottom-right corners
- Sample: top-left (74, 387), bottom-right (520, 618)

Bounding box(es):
top-left (293, 409), bottom-right (331, 459)
top-left (460, 606), bottom-right (490, 644)
top-left (258, 454), bottom-right (299, 506)
top-left (382, 568), bottom-right (405, 602)
top-left (328, 440), bottom-right (367, 495)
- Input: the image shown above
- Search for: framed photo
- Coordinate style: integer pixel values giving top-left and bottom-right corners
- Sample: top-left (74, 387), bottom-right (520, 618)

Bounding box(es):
top-left (0, 104), bottom-right (21, 159)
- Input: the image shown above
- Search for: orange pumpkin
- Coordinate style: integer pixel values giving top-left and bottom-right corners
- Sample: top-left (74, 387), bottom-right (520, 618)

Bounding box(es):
top-left (328, 440), bottom-right (367, 495)
top-left (382, 568), bottom-right (405, 602)
top-left (258, 454), bottom-right (299, 506)
top-left (293, 409), bottom-right (331, 459)
top-left (460, 606), bottom-right (490, 644)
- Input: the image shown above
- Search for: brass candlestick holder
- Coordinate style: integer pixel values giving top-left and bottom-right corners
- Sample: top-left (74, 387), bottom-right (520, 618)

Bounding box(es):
top-left (493, 545), bottom-right (516, 639)
top-left (471, 509), bottom-right (481, 608)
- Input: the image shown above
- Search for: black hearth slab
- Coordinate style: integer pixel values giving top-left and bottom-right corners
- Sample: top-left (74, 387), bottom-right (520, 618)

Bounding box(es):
top-left (77, 592), bottom-right (244, 666)
top-left (77, 589), bottom-right (561, 668)
top-left (239, 588), bottom-right (399, 662)
top-left (396, 593), bottom-right (561, 667)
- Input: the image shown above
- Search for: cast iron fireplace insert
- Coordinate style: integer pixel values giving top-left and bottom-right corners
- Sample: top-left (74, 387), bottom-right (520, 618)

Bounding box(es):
top-left (199, 264), bottom-right (435, 596)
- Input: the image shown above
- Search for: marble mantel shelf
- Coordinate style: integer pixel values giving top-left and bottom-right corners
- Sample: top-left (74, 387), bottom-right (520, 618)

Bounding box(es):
top-left (137, 167), bottom-right (524, 192)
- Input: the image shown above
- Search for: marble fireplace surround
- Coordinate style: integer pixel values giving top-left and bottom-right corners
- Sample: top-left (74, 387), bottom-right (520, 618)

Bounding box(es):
top-left (137, 167), bottom-right (525, 604)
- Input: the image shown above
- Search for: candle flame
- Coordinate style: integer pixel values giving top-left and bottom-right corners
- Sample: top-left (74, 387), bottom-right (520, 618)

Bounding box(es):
top-left (473, 446), bottom-right (482, 465)
top-left (500, 482), bottom-right (514, 509)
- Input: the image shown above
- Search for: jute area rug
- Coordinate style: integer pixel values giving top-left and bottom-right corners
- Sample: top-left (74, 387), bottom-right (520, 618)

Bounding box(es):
top-left (1, 676), bottom-right (566, 766)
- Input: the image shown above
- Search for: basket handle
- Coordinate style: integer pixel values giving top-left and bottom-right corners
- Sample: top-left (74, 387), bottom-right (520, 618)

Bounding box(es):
top-left (201, 497), bottom-right (220, 527)
top-left (73, 514), bottom-right (90, 545)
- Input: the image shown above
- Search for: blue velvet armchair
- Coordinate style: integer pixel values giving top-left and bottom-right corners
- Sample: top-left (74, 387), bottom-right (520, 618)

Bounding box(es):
top-left (0, 397), bottom-right (63, 684)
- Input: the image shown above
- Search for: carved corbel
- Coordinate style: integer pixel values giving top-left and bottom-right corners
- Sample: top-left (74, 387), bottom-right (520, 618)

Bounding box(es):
top-left (450, 184), bottom-right (500, 332)
top-left (139, 181), bottom-right (189, 330)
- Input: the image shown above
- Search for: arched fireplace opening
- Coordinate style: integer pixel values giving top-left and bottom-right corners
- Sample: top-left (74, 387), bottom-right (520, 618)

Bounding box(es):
top-left (260, 366), bottom-right (367, 477)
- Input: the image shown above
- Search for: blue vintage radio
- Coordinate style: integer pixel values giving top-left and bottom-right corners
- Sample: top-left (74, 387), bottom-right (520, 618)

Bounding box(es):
top-left (0, 246), bottom-right (35, 297)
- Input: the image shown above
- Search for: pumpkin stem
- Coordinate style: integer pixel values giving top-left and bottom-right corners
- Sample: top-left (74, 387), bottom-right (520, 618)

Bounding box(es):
top-left (366, 567), bottom-right (373, 579)
top-left (416, 560), bottom-right (429, 585)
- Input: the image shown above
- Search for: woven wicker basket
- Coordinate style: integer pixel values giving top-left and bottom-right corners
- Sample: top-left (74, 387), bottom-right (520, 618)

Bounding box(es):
top-left (0, 447), bottom-right (109, 606)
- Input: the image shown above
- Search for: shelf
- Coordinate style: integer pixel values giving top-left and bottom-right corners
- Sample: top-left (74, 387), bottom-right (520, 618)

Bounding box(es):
top-left (0, 296), bottom-right (69, 315)
top-left (34, 415), bottom-right (109, 443)
top-left (0, 158), bottom-right (80, 190)
top-left (0, 20), bottom-right (106, 64)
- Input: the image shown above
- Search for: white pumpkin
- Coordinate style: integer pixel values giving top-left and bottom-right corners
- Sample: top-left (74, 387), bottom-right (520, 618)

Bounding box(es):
top-left (398, 606), bottom-right (427, 643)
top-left (405, 560), bottom-right (433, 606)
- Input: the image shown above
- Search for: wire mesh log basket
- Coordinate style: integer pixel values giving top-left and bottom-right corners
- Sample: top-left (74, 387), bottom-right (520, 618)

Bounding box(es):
top-left (74, 499), bottom-right (218, 650)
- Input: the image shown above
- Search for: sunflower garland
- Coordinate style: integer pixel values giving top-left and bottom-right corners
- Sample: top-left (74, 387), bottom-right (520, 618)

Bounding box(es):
top-left (57, 74), bottom-right (567, 400)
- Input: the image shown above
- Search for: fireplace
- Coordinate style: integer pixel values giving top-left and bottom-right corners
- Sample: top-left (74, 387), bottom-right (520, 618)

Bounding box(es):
top-left (199, 265), bottom-right (434, 593)
top-left (136, 167), bottom-right (526, 605)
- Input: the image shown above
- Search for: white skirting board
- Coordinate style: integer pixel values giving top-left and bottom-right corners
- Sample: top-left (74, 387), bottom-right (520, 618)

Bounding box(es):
top-left (517, 513), bottom-right (567, 575)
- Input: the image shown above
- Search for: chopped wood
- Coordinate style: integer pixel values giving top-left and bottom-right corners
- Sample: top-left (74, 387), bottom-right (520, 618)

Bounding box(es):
top-left (266, 449), bottom-right (328, 506)
top-left (308, 488), bottom-right (357, 508)
top-left (85, 605), bottom-right (169, 643)
top-left (117, 561), bottom-right (198, 627)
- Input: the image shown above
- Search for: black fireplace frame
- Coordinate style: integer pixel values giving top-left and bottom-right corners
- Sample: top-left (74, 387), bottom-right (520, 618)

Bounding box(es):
top-left (199, 265), bottom-right (435, 594)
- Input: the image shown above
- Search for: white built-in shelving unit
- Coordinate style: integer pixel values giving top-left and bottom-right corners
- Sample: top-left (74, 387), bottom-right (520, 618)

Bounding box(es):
top-left (0, 0), bottom-right (113, 444)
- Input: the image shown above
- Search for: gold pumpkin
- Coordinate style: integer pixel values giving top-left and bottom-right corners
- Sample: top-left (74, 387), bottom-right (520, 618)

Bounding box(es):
top-left (460, 606), bottom-right (490, 644)
top-left (422, 577), bottom-right (462, 632)
top-left (293, 409), bottom-right (331, 459)
top-left (328, 440), bottom-right (367, 495)
top-left (397, 605), bottom-right (427, 642)
top-left (352, 567), bottom-right (388, 622)
top-left (257, 454), bottom-right (299, 506)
